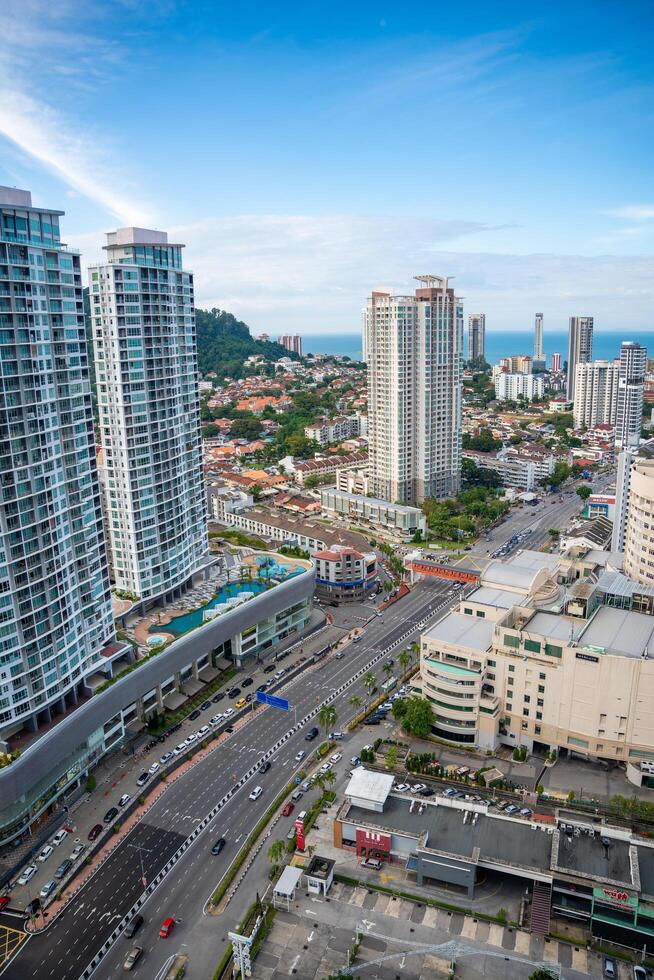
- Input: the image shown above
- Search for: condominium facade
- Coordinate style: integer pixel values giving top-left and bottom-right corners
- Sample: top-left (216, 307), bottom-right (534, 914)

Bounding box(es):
top-left (467, 313), bottom-right (485, 363)
top-left (90, 228), bottom-right (209, 603)
top-left (615, 341), bottom-right (647, 449)
top-left (551, 352), bottom-right (562, 373)
top-left (278, 334), bottom-right (302, 356)
top-left (364, 275), bottom-right (463, 505)
top-left (461, 448), bottom-right (555, 490)
top-left (0, 187), bottom-right (116, 739)
top-left (566, 316), bottom-right (594, 401)
top-left (623, 446), bottom-right (654, 586)
top-left (534, 312), bottom-right (544, 362)
top-left (572, 359), bottom-right (619, 430)
top-left (494, 371), bottom-right (544, 402)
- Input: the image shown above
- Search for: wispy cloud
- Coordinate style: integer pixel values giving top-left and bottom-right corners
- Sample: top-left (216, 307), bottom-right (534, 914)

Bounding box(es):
top-left (609, 205), bottom-right (654, 221)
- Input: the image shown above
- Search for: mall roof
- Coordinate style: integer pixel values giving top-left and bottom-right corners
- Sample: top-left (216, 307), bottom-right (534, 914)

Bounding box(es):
top-left (579, 606), bottom-right (654, 659)
top-left (345, 768), bottom-right (395, 806)
top-left (422, 613), bottom-right (495, 652)
top-left (525, 611), bottom-right (576, 643)
top-left (465, 585), bottom-right (529, 610)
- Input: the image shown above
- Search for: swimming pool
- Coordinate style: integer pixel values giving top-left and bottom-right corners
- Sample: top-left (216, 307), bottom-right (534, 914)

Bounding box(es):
top-left (147, 634), bottom-right (168, 647)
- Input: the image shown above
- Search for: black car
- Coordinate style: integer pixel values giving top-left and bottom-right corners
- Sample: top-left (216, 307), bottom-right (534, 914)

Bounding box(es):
top-left (384, 658), bottom-right (394, 668)
top-left (211, 837), bottom-right (226, 855)
top-left (124, 914), bottom-right (144, 938)
top-left (419, 786), bottom-right (434, 797)
top-left (364, 717), bottom-right (380, 726)
top-left (256, 684), bottom-right (267, 692)
top-left (259, 761), bottom-right (271, 773)
top-left (228, 688), bottom-right (241, 698)
top-left (189, 709), bottom-right (201, 721)
top-left (212, 692), bottom-right (225, 704)
top-left (200, 700), bottom-right (211, 711)
top-left (241, 677), bottom-right (253, 688)
top-left (304, 727), bottom-right (319, 741)
top-left (244, 693), bottom-right (253, 703)
top-left (263, 664), bottom-right (276, 674)
top-left (103, 807), bottom-right (118, 823)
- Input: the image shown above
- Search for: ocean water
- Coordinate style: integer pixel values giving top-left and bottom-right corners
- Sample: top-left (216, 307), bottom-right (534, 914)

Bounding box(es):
top-left (300, 330), bottom-right (654, 365)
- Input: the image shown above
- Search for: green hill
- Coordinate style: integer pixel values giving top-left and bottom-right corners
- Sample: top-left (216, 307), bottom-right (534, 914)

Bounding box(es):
top-left (196, 308), bottom-right (298, 379)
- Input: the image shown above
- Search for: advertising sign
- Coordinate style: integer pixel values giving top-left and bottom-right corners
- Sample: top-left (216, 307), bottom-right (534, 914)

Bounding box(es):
top-left (356, 827), bottom-right (391, 858)
top-left (294, 818), bottom-right (305, 851)
top-left (593, 885), bottom-right (638, 910)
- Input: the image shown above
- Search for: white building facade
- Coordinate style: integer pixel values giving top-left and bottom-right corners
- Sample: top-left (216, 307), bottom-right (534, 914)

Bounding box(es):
top-left (615, 341), bottom-right (647, 449)
top-left (566, 316), bottom-right (594, 401)
top-left (494, 372), bottom-right (544, 402)
top-left (572, 359), bottom-right (619, 430)
top-left (364, 275), bottom-right (463, 505)
top-left (90, 228), bottom-right (209, 602)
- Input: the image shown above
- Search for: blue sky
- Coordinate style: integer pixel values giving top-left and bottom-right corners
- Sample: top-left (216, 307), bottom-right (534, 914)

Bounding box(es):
top-left (0, 0), bottom-right (653, 333)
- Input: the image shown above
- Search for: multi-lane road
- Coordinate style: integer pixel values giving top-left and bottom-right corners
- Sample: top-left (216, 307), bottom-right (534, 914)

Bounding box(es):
top-left (2, 579), bottom-right (459, 980)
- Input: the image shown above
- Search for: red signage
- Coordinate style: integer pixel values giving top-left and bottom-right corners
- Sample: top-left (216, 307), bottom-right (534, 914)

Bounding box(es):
top-left (356, 828), bottom-right (391, 860)
top-left (294, 818), bottom-right (305, 851)
top-left (602, 888), bottom-right (629, 904)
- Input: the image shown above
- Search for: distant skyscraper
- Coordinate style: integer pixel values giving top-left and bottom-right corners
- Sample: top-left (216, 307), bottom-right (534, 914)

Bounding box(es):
top-left (615, 341), bottom-right (647, 449)
top-left (467, 314), bottom-right (485, 363)
top-left (90, 227), bottom-right (209, 601)
top-left (551, 352), bottom-right (562, 373)
top-left (0, 187), bottom-right (115, 735)
top-left (566, 316), bottom-right (594, 401)
top-left (278, 334), bottom-right (302, 356)
top-left (573, 360), bottom-right (619, 430)
top-left (364, 275), bottom-right (462, 504)
top-left (534, 313), bottom-right (544, 363)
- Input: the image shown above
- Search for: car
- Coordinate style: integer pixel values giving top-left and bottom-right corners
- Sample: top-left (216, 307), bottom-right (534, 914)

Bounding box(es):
top-left (419, 786), bottom-right (435, 797)
top-left (305, 727), bottom-right (319, 741)
top-left (51, 828), bottom-right (69, 847)
top-left (319, 762), bottom-right (332, 773)
top-left (244, 693), bottom-right (253, 703)
top-left (350, 756), bottom-right (361, 766)
top-left (118, 794), bottom-right (131, 808)
top-left (40, 880), bottom-right (56, 900)
top-left (381, 702), bottom-right (393, 711)
top-left (384, 658), bottom-right (394, 668)
top-left (136, 772), bottom-right (150, 787)
top-left (148, 761), bottom-right (161, 776)
top-left (330, 753), bottom-right (342, 763)
top-left (173, 742), bottom-right (187, 755)
top-left (123, 946), bottom-right (143, 971)
top-left (505, 804), bottom-right (520, 814)
top-left (211, 837), bottom-right (226, 855)
top-left (104, 807), bottom-right (119, 823)
top-left (291, 789), bottom-right (303, 802)
top-left (364, 717), bottom-right (380, 725)
top-left (294, 750), bottom-right (306, 762)
top-left (352, 636), bottom-right (361, 644)
top-left (17, 865), bottom-right (37, 885)
top-left (210, 714), bottom-right (223, 725)
top-left (519, 807), bottom-right (533, 817)
top-left (603, 958), bottom-right (617, 979)
top-left (54, 859), bottom-right (72, 880)
top-left (212, 691), bottom-right (225, 703)
top-left (241, 677), bottom-right (254, 688)
top-left (287, 827), bottom-right (296, 840)
top-left (330, 731), bottom-right (343, 740)
top-left (223, 707), bottom-right (233, 717)
top-left (70, 841), bottom-right (86, 861)
top-left (263, 664), bottom-right (276, 673)
top-left (200, 700), bottom-right (212, 710)
top-left (185, 733), bottom-right (198, 745)
top-left (225, 725), bottom-right (234, 733)
top-left (249, 786), bottom-right (263, 801)
top-left (159, 751), bottom-right (173, 765)
top-left (38, 845), bottom-right (54, 863)
top-left (124, 914), bottom-right (144, 938)
top-left (259, 760), bottom-right (271, 774)
top-left (198, 724), bottom-right (211, 737)
top-left (228, 688), bottom-right (241, 698)
top-left (395, 783), bottom-right (409, 792)
top-left (189, 709), bottom-right (201, 721)
top-left (274, 670), bottom-right (285, 680)
top-left (159, 917), bottom-right (175, 938)
top-left (335, 651), bottom-right (345, 659)
top-left (281, 802), bottom-right (295, 817)
top-left (256, 684), bottom-right (267, 692)
top-left (235, 698), bottom-right (247, 709)
top-left (88, 823), bottom-right (103, 841)
top-left (301, 780), bottom-right (312, 792)
top-left (411, 784), bottom-right (426, 793)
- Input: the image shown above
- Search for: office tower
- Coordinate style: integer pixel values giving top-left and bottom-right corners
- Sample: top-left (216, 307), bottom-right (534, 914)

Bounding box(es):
top-left (533, 313), bottom-right (546, 370)
top-left (615, 341), bottom-right (647, 449)
top-left (467, 314), bottom-right (485, 363)
top-left (573, 360), bottom-right (619, 430)
top-left (0, 187), bottom-right (115, 735)
top-left (278, 334), bottom-right (302, 356)
top-left (90, 227), bottom-right (209, 601)
top-left (551, 352), bottom-right (562, 373)
top-left (566, 316), bottom-right (593, 401)
top-left (364, 275), bottom-right (463, 505)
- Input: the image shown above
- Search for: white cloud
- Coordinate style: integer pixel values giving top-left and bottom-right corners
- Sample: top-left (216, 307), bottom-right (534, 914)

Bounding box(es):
top-left (608, 205), bottom-right (654, 221)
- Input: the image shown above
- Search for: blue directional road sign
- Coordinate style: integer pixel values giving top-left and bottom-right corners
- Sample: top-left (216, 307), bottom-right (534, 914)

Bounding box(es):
top-left (256, 690), bottom-right (290, 711)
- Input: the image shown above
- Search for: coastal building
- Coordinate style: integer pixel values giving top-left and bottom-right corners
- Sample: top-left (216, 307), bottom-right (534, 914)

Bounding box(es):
top-left (319, 488), bottom-right (427, 537)
top-left (467, 313), bottom-right (485, 363)
top-left (566, 316), bottom-right (594, 401)
top-left (90, 227), bottom-right (209, 604)
top-left (364, 275), bottom-right (463, 505)
top-left (0, 186), bottom-right (118, 745)
top-left (278, 334), bottom-right (302, 356)
top-left (573, 360), bottom-right (619, 430)
top-left (494, 372), bottom-right (544, 402)
top-left (313, 545), bottom-right (378, 603)
top-left (551, 352), bottom-right (562, 373)
top-left (533, 312), bottom-right (545, 368)
top-left (615, 341), bottom-right (647, 449)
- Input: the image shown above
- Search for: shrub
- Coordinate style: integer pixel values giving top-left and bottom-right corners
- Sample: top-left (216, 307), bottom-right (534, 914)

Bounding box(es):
top-left (85, 775), bottom-right (97, 792)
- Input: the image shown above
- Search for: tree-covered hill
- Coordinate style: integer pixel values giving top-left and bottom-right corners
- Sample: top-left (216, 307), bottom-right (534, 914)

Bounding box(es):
top-left (195, 308), bottom-right (298, 379)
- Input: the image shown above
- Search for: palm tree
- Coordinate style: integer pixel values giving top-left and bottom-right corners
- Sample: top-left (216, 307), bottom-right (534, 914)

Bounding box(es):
top-left (382, 662), bottom-right (393, 682)
top-left (268, 839), bottom-right (284, 868)
top-left (363, 671), bottom-right (376, 695)
top-left (398, 649), bottom-right (410, 675)
top-left (313, 772), bottom-right (326, 795)
top-left (323, 770), bottom-right (336, 792)
top-left (318, 703), bottom-right (337, 737)
top-left (409, 642), bottom-right (420, 663)
top-left (349, 694), bottom-right (362, 711)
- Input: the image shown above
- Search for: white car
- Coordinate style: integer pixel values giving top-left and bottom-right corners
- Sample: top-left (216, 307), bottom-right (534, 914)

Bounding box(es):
top-left (51, 828), bottom-right (68, 847)
top-left (330, 732), bottom-right (344, 740)
top-left (394, 783), bottom-right (410, 793)
top-left (210, 714), bottom-right (223, 725)
top-left (18, 865), bottom-right (37, 885)
top-left (37, 845), bottom-right (54, 863)
top-left (223, 707), bottom-right (233, 717)
top-left (249, 786), bottom-right (263, 801)
top-left (118, 794), bottom-right (131, 808)
top-left (411, 784), bottom-right (426, 793)
top-left (148, 762), bottom-right (160, 775)
top-left (295, 750), bottom-right (305, 762)
top-left (173, 743), bottom-right (187, 755)
top-left (330, 753), bottom-right (342, 763)
top-left (319, 762), bottom-right (332, 773)
top-left (185, 733), bottom-right (198, 744)
top-left (160, 751), bottom-right (173, 764)
top-left (70, 841), bottom-right (86, 861)
top-left (197, 725), bottom-right (211, 737)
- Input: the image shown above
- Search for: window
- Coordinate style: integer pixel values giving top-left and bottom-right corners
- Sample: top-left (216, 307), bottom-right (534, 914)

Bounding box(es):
top-left (464, 607), bottom-right (473, 616)
top-left (545, 644), bottom-right (562, 658)
top-left (537, 698), bottom-right (544, 707)
top-left (539, 672), bottom-right (546, 680)
top-left (506, 703), bottom-right (512, 712)
top-left (523, 708), bottom-right (529, 717)
top-left (524, 695), bottom-right (531, 703)
top-left (508, 664), bottom-right (515, 673)
top-left (507, 677), bottom-right (514, 686)
top-left (504, 635), bottom-right (519, 649)
top-left (568, 736), bottom-right (589, 748)
top-left (476, 610), bottom-right (485, 618)
top-left (524, 639), bottom-right (541, 654)
top-left (538, 685), bottom-right (545, 694)
top-left (487, 659), bottom-right (496, 667)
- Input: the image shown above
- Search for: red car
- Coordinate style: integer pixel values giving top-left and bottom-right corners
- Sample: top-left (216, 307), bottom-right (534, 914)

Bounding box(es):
top-left (159, 917), bottom-right (175, 938)
top-left (88, 823), bottom-right (103, 841)
top-left (281, 802), bottom-right (295, 817)
top-left (0, 896), bottom-right (10, 912)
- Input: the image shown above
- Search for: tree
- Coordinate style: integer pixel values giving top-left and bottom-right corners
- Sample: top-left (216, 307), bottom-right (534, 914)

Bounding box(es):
top-left (268, 839), bottom-right (284, 868)
top-left (576, 485), bottom-right (592, 501)
top-left (323, 770), bottom-right (336, 792)
top-left (398, 650), bottom-right (410, 675)
top-left (462, 428), bottom-right (502, 453)
top-left (363, 672), bottom-right (376, 695)
top-left (528, 971), bottom-right (558, 980)
top-left (313, 772), bottom-right (326, 794)
top-left (382, 663), bottom-right (393, 681)
top-left (349, 694), bottom-right (362, 711)
top-left (548, 528), bottom-right (560, 538)
top-left (230, 417), bottom-right (263, 441)
top-left (400, 697), bottom-right (434, 739)
top-left (392, 699), bottom-right (408, 720)
top-left (250, 483), bottom-right (263, 501)
top-left (318, 703), bottom-right (337, 736)
top-left (385, 745), bottom-right (399, 770)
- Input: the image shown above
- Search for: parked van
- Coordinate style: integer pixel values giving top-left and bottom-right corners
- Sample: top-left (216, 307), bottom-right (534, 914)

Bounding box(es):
top-left (296, 810), bottom-right (307, 823)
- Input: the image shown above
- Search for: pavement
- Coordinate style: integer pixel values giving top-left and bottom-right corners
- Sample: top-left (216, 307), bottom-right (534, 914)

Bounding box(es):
top-left (0, 579), bottom-right (458, 980)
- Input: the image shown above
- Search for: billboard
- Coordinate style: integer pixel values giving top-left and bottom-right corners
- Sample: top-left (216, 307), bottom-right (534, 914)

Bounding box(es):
top-left (294, 817), bottom-right (305, 851)
top-left (356, 827), bottom-right (391, 859)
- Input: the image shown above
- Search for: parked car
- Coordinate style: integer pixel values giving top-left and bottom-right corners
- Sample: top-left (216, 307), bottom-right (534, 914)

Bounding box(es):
top-left (335, 651), bottom-right (345, 659)
top-left (223, 707), bottom-right (233, 717)
top-left (210, 714), bottom-right (223, 726)
top-left (211, 837), bottom-right (226, 855)
top-left (17, 865), bottom-right (37, 885)
top-left (54, 859), bottom-right (72, 881)
top-left (330, 753), bottom-right (342, 763)
top-left (212, 691), bottom-right (225, 703)
top-left (124, 914), bottom-right (144, 938)
top-left (200, 700), bottom-right (212, 710)
top-left (123, 946), bottom-right (143, 971)
top-left (291, 789), bottom-right (303, 802)
top-left (281, 802), bottom-right (295, 817)
top-left (395, 783), bottom-right (409, 792)
top-left (350, 756), bottom-right (361, 767)
top-left (249, 786), bottom-right (263, 801)
top-left (419, 786), bottom-right (434, 797)
top-left (40, 880), bottom-right (56, 900)
top-left (364, 717), bottom-right (380, 725)
top-left (189, 709), bottom-right (201, 721)
top-left (103, 807), bottom-right (119, 824)
top-left (235, 698), bottom-right (247, 709)
top-left (301, 780), bottom-right (312, 792)
top-left (37, 845), bottom-right (54, 863)
top-left (88, 823), bottom-right (103, 841)
top-left (198, 725), bottom-right (211, 737)
top-left (159, 917), bottom-right (175, 938)
top-left (136, 772), bottom-right (150, 787)
top-left (228, 688), bottom-right (241, 698)
top-left (118, 794), bottom-right (131, 808)
top-left (330, 731), bottom-right (343, 740)
top-left (263, 664), bottom-right (276, 673)
top-left (505, 804), bottom-right (520, 814)
top-left (241, 677), bottom-right (253, 688)
top-left (70, 841), bottom-right (86, 861)
top-left (149, 761), bottom-right (161, 774)
top-left (173, 743), bottom-right (187, 756)
top-left (51, 829), bottom-right (69, 847)
top-left (319, 762), bottom-right (332, 773)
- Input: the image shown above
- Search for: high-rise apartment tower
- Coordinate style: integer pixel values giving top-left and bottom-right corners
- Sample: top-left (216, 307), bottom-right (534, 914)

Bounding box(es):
top-left (551, 352), bottom-right (562, 373)
top-left (278, 334), bottom-right (302, 356)
top-left (533, 313), bottom-right (545, 368)
top-left (566, 316), bottom-right (594, 401)
top-left (364, 275), bottom-right (463, 505)
top-left (90, 228), bottom-right (209, 602)
top-left (573, 360), bottom-right (619, 430)
top-left (467, 314), bottom-right (485, 364)
top-left (615, 341), bottom-right (647, 449)
top-left (0, 187), bottom-right (115, 735)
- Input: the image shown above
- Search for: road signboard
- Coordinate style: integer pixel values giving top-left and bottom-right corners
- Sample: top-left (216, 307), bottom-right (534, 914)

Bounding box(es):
top-left (255, 690), bottom-right (290, 711)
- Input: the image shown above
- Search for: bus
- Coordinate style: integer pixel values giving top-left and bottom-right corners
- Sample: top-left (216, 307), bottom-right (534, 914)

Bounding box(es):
top-left (382, 677), bottom-right (397, 694)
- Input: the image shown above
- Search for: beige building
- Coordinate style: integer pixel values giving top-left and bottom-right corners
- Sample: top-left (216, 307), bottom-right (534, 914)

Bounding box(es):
top-left (416, 550), bottom-right (654, 768)
top-left (624, 449), bottom-right (654, 586)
